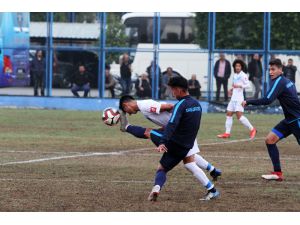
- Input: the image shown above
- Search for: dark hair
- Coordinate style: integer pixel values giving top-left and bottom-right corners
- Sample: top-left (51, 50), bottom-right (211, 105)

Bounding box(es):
top-left (119, 95), bottom-right (135, 111)
top-left (232, 59), bottom-right (245, 73)
top-left (269, 58), bottom-right (283, 68)
top-left (105, 64), bottom-right (111, 70)
top-left (168, 76), bottom-right (188, 90)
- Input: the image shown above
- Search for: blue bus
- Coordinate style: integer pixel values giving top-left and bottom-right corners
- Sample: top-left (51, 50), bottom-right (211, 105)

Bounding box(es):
top-left (0, 12), bottom-right (30, 87)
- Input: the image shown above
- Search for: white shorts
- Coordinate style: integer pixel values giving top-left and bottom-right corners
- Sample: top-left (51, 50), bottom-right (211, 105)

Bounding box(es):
top-left (186, 139), bottom-right (200, 157)
top-left (227, 100), bottom-right (244, 112)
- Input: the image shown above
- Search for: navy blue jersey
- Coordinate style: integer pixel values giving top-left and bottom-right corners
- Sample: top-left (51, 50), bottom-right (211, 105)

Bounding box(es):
top-left (247, 75), bottom-right (300, 123)
top-left (160, 95), bottom-right (201, 149)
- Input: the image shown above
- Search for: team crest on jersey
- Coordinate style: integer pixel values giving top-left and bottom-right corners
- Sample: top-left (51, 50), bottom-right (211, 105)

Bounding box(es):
top-left (150, 107), bottom-right (157, 113)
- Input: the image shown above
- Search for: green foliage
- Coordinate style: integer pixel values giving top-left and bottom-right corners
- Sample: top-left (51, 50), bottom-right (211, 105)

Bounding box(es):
top-left (271, 13), bottom-right (300, 50)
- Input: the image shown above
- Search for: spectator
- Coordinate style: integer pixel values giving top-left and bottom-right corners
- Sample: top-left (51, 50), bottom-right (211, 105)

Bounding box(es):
top-left (162, 67), bottom-right (176, 99)
top-left (283, 58), bottom-right (297, 83)
top-left (71, 65), bottom-right (90, 98)
top-left (3, 55), bottom-right (13, 73)
top-left (30, 50), bottom-right (45, 96)
top-left (135, 72), bottom-right (151, 99)
top-left (120, 53), bottom-right (132, 95)
top-left (188, 74), bottom-right (201, 99)
top-left (146, 60), bottom-right (161, 84)
top-left (248, 54), bottom-right (263, 99)
top-left (147, 60), bottom-right (162, 98)
top-left (105, 65), bottom-right (116, 98)
top-left (214, 53), bottom-right (231, 102)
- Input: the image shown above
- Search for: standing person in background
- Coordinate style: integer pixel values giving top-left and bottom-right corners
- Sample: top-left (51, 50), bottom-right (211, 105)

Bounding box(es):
top-left (162, 67), bottom-right (176, 99)
top-left (248, 54), bottom-right (263, 99)
top-left (217, 59), bottom-right (257, 139)
top-left (283, 58), bottom-right (297, 83)
top-left (30, 50), bottom-right (45, 96)
top-left (105, 65), bottom-right (116, 98)
top-left (214, 53), bottom-right (231, 102)
top-left (120, 53), bottom-right (132, 95)
top-left (188, 74), bottom-right (201, 99)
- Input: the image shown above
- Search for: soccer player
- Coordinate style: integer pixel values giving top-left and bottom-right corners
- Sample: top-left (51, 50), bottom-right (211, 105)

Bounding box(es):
top-left (217, 59), bottom-right (257, 139)
top-left (242, 58), bottom-right (300, 181)
top-left (119, 77), bottom-right (220, 201)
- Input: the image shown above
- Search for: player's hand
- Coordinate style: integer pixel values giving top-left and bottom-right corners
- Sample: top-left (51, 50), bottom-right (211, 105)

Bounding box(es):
top-left (156, 144), bottom-right (168, 153)
top-left (241, 101), bottom-right (247, 108)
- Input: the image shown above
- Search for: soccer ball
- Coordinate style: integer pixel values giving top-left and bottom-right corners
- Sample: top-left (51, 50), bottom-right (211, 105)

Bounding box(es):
top-left (102, 107), bottom-right (121, 126)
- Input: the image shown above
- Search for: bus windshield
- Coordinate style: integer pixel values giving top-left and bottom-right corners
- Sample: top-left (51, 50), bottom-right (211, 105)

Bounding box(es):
top-left (123, 16), bottom-right (196, 47)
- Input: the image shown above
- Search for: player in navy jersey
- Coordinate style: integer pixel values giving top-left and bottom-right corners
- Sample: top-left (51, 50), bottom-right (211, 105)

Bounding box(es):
top-left (242, 59), bottom-right (300, 181)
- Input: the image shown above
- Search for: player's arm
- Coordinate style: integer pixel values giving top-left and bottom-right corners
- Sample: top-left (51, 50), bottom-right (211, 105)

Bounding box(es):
top-left (245, 78), bottom-right (284, 106)
top-left (160, 103), bottom-right (174, 113)
top-left (159, 101), bottom-right (185, 145)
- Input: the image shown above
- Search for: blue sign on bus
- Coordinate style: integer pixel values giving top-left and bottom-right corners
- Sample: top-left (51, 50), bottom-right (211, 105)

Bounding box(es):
top-left (0, 12), bottom-right (30, 87)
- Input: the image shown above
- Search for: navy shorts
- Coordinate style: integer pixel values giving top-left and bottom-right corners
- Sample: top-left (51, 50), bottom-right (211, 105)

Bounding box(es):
top-left (150, 130), bottom-right (190, 172)
top-left (272, 119), bottom-right (300, 145)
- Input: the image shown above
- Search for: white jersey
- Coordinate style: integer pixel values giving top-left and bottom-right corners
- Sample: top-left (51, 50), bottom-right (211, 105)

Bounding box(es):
top-left (231, 71), bottom-right (250, 102)
top-left (136, 100), bottom-right (171, 127)
top-left (137, 99), bottom-right (200, 155)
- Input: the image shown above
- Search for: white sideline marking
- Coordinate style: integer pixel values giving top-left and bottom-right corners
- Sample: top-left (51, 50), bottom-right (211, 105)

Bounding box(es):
top-left (0, 137), bottom-right (283, 166)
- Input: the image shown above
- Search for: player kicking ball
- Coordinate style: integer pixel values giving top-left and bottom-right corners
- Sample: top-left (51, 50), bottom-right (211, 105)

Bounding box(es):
top-left (242, 58), bottom-right (300, 181)
top-left (119, 77), bottom-right (221, 201)
top-left (217, 59), bottom-right (257, 139)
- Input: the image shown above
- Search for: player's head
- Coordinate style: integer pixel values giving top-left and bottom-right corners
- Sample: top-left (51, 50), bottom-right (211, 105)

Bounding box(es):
top-left (168, 76), bottom-right (188, 99)
top-left (119, 95), bottom-right (138, 115)
top-left (232, 59), bottom-right (244, 74)
top-left (269, 58), bottom-right (283, 80)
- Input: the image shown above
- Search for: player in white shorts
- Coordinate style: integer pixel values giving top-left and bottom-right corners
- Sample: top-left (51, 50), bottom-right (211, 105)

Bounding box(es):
top-left (217, 59), bottom-right (257, 139)
top-left (119, 95), bottom-right (221, 200)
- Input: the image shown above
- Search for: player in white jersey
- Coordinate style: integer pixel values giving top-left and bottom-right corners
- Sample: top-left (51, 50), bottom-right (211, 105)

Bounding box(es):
top-left (119, 95), bottom-right (221, 200)
top-left (217, 59), bottom-right (257, 139)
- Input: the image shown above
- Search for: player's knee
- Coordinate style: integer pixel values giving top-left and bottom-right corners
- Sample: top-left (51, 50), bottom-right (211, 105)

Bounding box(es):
top-left (265, 136), bottom-right (276, 144)
top-left (183, 155), bottom-right (194, 164)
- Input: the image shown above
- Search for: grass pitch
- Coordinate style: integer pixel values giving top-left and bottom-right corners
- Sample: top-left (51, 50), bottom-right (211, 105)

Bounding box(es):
top-left (0, 108), bottom-right (299, 211)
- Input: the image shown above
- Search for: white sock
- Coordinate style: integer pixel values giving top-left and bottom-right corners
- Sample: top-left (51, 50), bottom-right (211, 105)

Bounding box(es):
top-left (225, 116), bottom-right (233, 134)
top-left (239, 116), bottom-right (253, 130)
top-left (184, 162), bottom-right (212, 188)
top-left (194, 154), bottom-right (215, 172)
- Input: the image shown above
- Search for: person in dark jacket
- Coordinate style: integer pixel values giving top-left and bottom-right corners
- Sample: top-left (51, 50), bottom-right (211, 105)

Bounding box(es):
top-left (120, 53), bottom-right (132, 95)
top-left (105, 65), bottom-right (116, 98)
top-left (188, 74), bottom-right (201, 99)
top-left (214, 53), bottom-right (231, 102)
top-left (283, 58), bottom-right (297, 83)
top-left (30, 50), bottom-right (46, 96)
top-left (71, 65), bottom-right (91, 98)
top-left (248, 54), bottom-right (263, 98)
top-left (135, 72), bottom-right (151, 98)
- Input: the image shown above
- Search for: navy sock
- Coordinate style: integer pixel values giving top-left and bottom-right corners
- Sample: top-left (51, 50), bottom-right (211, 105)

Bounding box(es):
top-left (154, 170), bottom-right (167, 188)
top-left (126, 125), bottom-right (147, 139)
top-left (266, 144), bottom-right (281, 172)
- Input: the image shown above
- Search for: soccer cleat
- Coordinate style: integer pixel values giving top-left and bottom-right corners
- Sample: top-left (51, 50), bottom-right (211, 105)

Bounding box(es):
top-left (210, 168), bottom-right (222, 181)
top-left (261, 171), bottom-right (283, 181)
top-left (200, 190), bottom-right (220, 201)
top-left (148, 185), bottom-right (160, 201)
top-left (217, 133), bottom-right (230, 138)
top-left (249, 128), bottom-right (257, 140)
top-left (119, 110), bottom-right (129, 132)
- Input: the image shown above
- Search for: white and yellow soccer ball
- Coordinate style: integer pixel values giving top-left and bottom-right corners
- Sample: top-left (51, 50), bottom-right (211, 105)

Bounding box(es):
top-left (102, 107), bottom-right (121, 126)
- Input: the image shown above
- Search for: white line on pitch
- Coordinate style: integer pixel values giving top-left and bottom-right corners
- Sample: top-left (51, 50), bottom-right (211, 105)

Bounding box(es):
top-left (0, 137), bottom-right (274, 166)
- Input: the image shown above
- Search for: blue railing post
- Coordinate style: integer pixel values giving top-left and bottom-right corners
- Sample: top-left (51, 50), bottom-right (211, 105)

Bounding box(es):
top-left (207, 12), bottom-right (216, 102)
top-left (46, 12), bottom-right (53, 97)
top-left (152, 12), bottom-right (160, 100)
top-left (263, 12), bottom-right (271, 96)
top-left (98, 12), bottom-right (106, 98)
